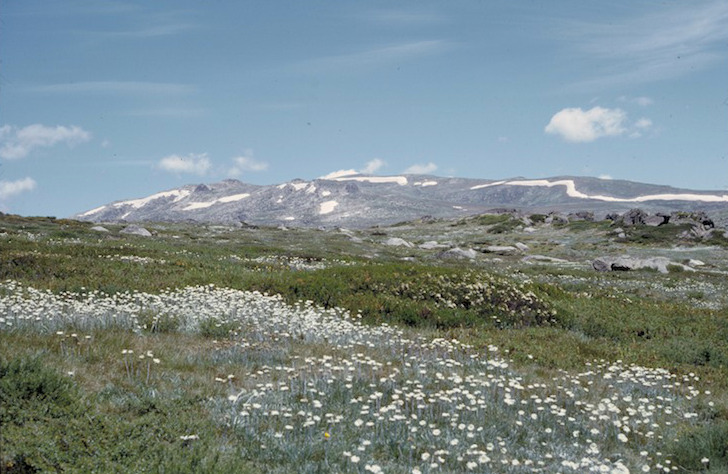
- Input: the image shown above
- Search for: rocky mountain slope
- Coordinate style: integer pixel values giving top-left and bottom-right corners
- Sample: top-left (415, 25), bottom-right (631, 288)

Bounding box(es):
top-left (74, 173), bottom-right (728, 227)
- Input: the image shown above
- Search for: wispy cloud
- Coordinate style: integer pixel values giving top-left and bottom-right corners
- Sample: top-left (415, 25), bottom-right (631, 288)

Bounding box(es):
top-left (228, 154), bottom-right (269, 177)
top-left (361, 158), bottom-right (386, 174)
top-left (158, 153), bottom-right (211, 176)
top-left (0, 124), bottom-right (91, 160)
top-left (403, 162), bottom-right (438, 174)
top-left (0, 178), bottom-right (37, 199)
top-left (560, 1), bottom-right (728, 89)
top-left (545, 106), bottom-right (652, 143)
top-left (30, 81), bottom-right (194, 95)
top-left (292, 40), bottom-right (452, 74)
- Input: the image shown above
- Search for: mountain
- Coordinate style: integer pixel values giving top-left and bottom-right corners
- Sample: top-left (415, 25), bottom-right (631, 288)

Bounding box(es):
top-left (74, 173), bottom-right (728, 228)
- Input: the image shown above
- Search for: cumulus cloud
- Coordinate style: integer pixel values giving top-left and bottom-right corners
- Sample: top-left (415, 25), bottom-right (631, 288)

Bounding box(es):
top-left (545, 107), bottom-right (627, 142)
top-left (158, 153), bottom-right (211, 175)
top-left (0, 177), bottom-right (37, 199)
top-left (403, 162), bottom-right (438, 174)
top-left (0, 124), bottom-right (91, 160)
top-left (361, 158), bottom-right (386, 174)
top-left (228, 154), bottom-right (269, 177)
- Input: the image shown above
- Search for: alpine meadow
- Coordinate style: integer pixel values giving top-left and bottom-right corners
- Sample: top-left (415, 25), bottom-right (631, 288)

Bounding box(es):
top-left (2, 210), bottom-right (728, 473)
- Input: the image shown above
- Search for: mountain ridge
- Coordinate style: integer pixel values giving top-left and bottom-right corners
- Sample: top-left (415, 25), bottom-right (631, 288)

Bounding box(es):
top-left (74, 174), bottom-right (728, 228)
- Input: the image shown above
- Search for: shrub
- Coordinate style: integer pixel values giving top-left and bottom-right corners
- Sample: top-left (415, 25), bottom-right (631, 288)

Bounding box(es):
top-left (252, 264), bottom-right (556, 329)
top-left (669, 421), bottom-right (728, 472)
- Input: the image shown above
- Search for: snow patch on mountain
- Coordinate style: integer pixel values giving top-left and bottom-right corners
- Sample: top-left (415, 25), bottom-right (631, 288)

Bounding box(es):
top-left (290, 182), bottom-right (308, 191)
top-left (182, 193), bottom-right (251, 211)
top-left (319, 200), bottom-right (339, 215)
top-left (415, 180), bottom-right (438, 187)
top-left (319, 170), bottom-right (358, 179)
top-left (218, 193), bottom-right (251, 203)
top-left (329, 176), bottom-right (408, 186)
top-left (471, 179), bottom-right (728, 203)
top-left (116, 190), bottom-right (191, 209)
top-left (183, 202), bottom-right (215, 211)
top-left (80, 205), bottom-right (107, 217)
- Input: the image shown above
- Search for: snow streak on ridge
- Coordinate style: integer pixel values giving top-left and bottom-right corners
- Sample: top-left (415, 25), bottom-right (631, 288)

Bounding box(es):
top-left (470, 179), bottom-right (728, 203)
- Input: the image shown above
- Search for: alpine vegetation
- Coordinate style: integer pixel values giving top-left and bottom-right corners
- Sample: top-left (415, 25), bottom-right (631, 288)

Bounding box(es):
top-left (0, 279), bottom-right (716, 473)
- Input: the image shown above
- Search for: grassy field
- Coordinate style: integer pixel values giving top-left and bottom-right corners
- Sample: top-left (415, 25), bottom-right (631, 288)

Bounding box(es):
top-left (1, 214), bottom-right (727, 473)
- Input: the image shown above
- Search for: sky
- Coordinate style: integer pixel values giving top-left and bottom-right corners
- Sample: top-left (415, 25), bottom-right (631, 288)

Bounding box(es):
top-left (1, 0), bottom-right (727, 218)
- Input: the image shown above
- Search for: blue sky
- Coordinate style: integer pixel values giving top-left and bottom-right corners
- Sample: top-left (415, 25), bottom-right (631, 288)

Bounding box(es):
top-left (1, 1), bottom-right (727, 217)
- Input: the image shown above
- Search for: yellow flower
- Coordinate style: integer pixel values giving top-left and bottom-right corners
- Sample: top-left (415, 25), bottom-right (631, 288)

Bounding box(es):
top-left (324, 432), bottom-right (331, 439)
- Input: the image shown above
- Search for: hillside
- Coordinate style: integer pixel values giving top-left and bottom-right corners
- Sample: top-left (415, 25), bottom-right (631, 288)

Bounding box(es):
top-left (74, 173), bottom-right (728, 227)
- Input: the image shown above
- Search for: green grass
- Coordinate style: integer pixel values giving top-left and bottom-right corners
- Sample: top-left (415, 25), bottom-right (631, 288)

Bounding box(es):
top-left (0, 331), bottom-right (257, 473)
top-left (3, 214), bottom-right (728, 472)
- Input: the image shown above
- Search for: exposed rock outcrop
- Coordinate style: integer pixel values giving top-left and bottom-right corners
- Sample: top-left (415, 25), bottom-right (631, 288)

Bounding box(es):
top-left (119, 225), bottom-right (152, 237)
top-left (384, 237), bottom-right (414, 248)
top-left (593, 256), bottom-right (694, 274)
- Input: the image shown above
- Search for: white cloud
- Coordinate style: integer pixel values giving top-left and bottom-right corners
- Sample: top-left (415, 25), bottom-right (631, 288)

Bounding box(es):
top-left (545, 107), bottom-right (627, 143)
top-left (0, 177), bottom-right (37, 199)
top-left (634, 118), bottom-right (653, 129)
top-left (158, 153), bottom-right (211, 175)
top-left (228, 155), bottom-right (269, 177)
top-left (0, 124), bottom-right (91, 160)
top-left (361, 158), bottom-right (385, 174)
top-left (403, 162), bottom-right (438, 174)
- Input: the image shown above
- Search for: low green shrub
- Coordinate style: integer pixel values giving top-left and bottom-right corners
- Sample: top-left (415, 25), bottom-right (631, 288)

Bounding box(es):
top-left (669, 421), bottom-right (728, 472)
top-left (251, 264), bottom-right (556, 329)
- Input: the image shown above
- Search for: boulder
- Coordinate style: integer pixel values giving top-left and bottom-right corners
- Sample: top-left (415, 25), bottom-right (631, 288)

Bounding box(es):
top-left (567, 211), bottom-right (595, 221)
top-left (438, 247), bottom-right (477, 260)
top-left (119, 225), bottom-right (152, 237)
top-left (621, 209), bottom-right (648, 226)
top-left (644, 215), bottom-right (669, 227)
top-left (593, 256), bottom-right (694, 274)
top-left (384, 237), bottom-right (414, 248)
top-left (90, 226), bottom-right (110, 233)
top-left (514, 242), bottom-right (529, 252)
top-left (482, 245), bottom-right (519, 255)
top-left (545, 213), bottom-right (569, 225)
top-left (671, 211), bottom-right (714, 228)
top-left (522, 255), bottom-right (569, 264)
top-left (419, 241), bottom-right (449, 250)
